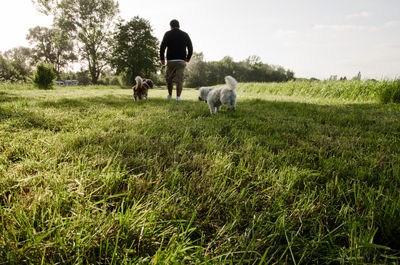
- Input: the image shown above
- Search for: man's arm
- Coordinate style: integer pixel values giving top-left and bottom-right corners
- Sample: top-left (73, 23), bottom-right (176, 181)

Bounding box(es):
top-left (160, 33), bottom-right (168, 65)
top-left (186, 34), bottom-right (193, 62)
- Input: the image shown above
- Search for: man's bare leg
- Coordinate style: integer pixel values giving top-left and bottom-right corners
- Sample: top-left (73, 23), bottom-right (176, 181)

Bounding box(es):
top-left (177, 82), bottom-right (183, 97)
top-left (167, 83), bottom-right (173, 99)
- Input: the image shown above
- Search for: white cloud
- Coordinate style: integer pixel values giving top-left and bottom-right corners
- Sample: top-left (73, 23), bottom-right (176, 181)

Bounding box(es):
top-left (276, 29), bottom-right (297, 38)
top-left (313, 24), bottom-right (377, 32)
top-left (346, 11), bottom-right (372, 19)
top-left (384, 20), bottom-right (400, 28)
top-left (377, 43), bottom-right (400, 49)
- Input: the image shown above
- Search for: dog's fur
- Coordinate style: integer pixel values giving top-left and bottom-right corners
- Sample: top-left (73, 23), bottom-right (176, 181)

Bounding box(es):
top-left (198, 76), bottom-right (237, 114)
top-left (132, 76), bottom-right (154, 101)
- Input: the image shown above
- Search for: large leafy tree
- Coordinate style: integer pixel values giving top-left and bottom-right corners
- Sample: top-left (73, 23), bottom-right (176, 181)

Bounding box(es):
top-left (3, 47), bottom-right (35, 79)
top-left (111, 17), bottom-right (159, 85)
top-left (27, 26), bottom-right (76, 75)
top-left (32, 0), bottom-right (119, 84)
top-left (3, 47), bottom-right (34, 66)
top-left (0, 54), bottom-right (24, 82)
top-left (57, 0), bottom-right (119, 84)
top-left (185, 52), bottom-right (208, 87)
top-left (31, 0), bottom-right (58, 15)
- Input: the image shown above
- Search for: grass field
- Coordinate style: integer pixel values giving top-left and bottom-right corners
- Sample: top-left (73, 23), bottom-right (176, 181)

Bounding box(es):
top-left (1, 82), bottom-right (400, 264)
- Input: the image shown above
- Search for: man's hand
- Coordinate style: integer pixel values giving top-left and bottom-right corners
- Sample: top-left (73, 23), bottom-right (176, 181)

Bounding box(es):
top-left (185, 59), bottom-right (190, 63)
top-left (161, 60), bottom-right (165, 66)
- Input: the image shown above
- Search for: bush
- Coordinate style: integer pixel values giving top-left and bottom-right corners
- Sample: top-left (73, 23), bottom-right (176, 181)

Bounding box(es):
top-left (110, 76), bottom-right (122, 86)
top-left (32, 62), bottom-right (56, 89)
top-left (378, 80), bottom-right (400, 104)
top-left (102, 76), bottom-right (111, 85)
top-left (76, 70), bottom-right (91, 86)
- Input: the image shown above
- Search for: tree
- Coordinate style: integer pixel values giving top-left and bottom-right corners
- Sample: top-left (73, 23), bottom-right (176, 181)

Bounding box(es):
top-left (56, 0), bottom-right (119, 84)
top-left (27, 26), bottom-right (76, 76)
top-left (185, 53), bottom-right (208, 87)
top-left (245, 55), bottom-right (262, 67)
top-left (219, 56), bottom-right (236, 80)
top-left (286, 69), bottom-right (295, 80)
top-left (4, 47), bottom-right (35, 67)
top-left (111, 17), bottom-right (159, 85)
top-left (3, 47), bottom-right (34, 79)
top-left (352, 71), bottom-right (362, 81)
top-left (185, 54), bottom-right (295, 87)
top-left (33, 0), bottom-right (120, 84)
top-left (31, 0), bottom-right (58, 15)
top-left (0, 54), bottom-right (24, 82)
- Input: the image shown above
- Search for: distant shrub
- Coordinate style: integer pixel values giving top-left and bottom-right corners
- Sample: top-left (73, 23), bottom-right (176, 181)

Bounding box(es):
top-left (101, 76), bottom-right (111, 85)
top-left (32, 62), bottom-right (56, 90)
top-left (110, 76), bottom-right (122, 86)
top-left (378, 80), bottom-right (400, 104)
top-left (76, 70), bottom-right (91, 86)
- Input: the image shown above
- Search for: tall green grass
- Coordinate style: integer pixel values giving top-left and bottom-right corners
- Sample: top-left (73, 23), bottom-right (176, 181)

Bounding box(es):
top-left (1, 86), bottom-right (400, 264)
top-left (377, 79), bottom-right (400, 104)
top-left (0, 81), bottom-right (34, 90)
top-left (238, 79), bottom-right (400, 102)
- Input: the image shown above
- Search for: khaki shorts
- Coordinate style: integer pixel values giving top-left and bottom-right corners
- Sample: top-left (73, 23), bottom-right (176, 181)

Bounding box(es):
top-left (165, 61), bottom-right (186, 84)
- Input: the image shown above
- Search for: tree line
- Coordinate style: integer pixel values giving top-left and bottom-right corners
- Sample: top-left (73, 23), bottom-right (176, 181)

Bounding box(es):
top-left (185, 53), bottom-right (294, 87)
top-left (0, 0), bottom-right (295, 87)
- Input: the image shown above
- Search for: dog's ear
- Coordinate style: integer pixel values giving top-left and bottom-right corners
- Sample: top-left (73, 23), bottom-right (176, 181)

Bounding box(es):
top-left (147, 79), bottom-right (154, 88)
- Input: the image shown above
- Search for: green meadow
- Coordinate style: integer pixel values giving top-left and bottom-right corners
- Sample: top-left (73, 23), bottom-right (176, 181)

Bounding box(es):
top-left (1, 81), bottom-right (400, 264)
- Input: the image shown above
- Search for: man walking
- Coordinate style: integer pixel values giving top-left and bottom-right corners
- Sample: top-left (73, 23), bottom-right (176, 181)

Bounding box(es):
top-left (160, 19), bottom-right (193, 101)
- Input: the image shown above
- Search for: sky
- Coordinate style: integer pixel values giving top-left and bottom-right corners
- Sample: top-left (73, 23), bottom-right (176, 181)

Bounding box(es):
top-left (1, 0), bottom-right (400, 79)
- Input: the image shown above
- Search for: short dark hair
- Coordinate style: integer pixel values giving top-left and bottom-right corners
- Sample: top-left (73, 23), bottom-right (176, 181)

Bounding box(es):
top-left (170, 19), bottom-right (180, 28)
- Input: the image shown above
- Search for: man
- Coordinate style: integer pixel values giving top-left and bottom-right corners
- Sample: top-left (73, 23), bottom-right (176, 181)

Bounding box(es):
top-left (160, 19), bottom-right (193, 101)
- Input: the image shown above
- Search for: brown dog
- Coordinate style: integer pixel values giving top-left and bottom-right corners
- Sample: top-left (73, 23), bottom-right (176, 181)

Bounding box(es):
top-left (132, 76), bottom-right (154, 101)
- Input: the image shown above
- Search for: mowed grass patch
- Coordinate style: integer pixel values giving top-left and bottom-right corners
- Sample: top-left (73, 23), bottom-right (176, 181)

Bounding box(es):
top-left (1, 87), bottom-right (400, 264)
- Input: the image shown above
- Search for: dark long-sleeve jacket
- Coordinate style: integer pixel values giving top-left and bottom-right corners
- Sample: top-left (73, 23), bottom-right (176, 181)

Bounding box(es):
top-left (160, 28), bottom-right (193, 61)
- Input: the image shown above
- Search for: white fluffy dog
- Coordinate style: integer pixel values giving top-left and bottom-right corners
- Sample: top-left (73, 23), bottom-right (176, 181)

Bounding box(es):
top-left (198, 76), bottom-right (237, 114)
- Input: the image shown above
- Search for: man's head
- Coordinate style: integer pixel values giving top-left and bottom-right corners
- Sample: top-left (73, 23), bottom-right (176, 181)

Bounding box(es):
top-left (170, 19), bottom-right (180, 29)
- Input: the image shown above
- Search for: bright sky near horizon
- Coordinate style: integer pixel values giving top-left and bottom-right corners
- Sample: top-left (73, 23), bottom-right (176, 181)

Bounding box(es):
top-left (1, 0), bottom-right (400, 79)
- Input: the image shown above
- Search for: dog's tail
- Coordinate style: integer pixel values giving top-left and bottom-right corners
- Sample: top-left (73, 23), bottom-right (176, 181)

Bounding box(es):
top-left (225, 75), bottom-right (237, 91)
top-left (135, 76), bottom-right (143, 88)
